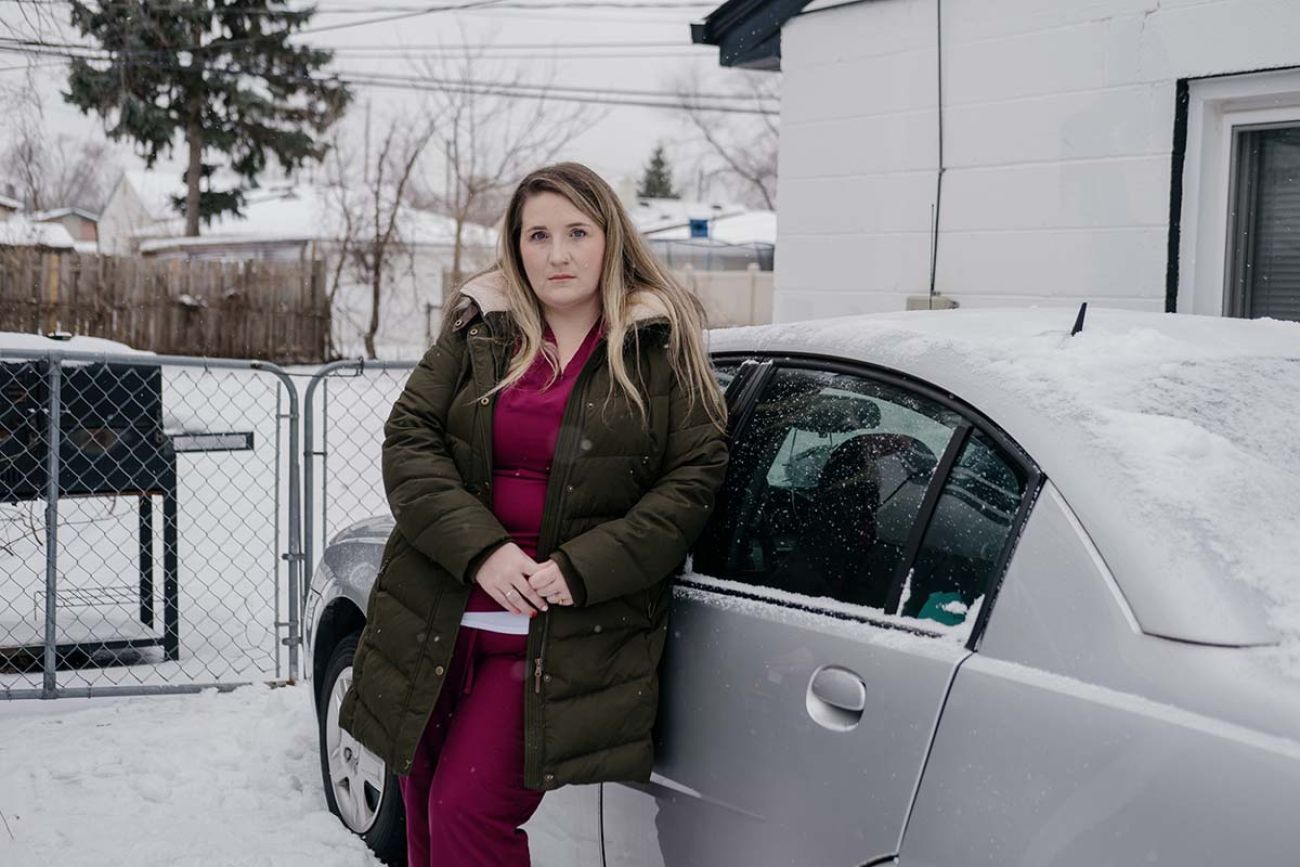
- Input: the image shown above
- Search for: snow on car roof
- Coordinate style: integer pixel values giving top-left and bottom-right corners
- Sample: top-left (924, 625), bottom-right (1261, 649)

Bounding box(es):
top-left (709, 308), bottom-right (1300, 655)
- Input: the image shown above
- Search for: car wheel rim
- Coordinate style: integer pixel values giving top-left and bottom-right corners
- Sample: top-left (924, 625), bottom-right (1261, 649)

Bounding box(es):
top-left (326, 665), bottom-right (387, 834)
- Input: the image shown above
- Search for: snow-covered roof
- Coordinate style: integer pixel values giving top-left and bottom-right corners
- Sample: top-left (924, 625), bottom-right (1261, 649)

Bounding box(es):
top-left (711, 308), bottom-right (1300, 657)
top-left (30, 206), bottom-right (99, 223)
top-left (134, 184), bottom-right (497, 251)
top-left (632, 197), bottom-right (748, 235)
top-left (0, 219), bottom-right (76, 249)
top-left (646, 209), bottom-right (777, 245)
top-left (0, 192), bottom-right (21, 210)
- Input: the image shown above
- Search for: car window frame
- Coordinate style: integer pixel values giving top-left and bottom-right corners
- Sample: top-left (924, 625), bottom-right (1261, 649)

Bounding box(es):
top-left (699, 351), bottom-right (1044, 651)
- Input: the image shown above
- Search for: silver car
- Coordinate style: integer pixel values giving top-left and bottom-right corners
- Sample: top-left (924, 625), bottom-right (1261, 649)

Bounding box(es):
top-left (307, 308), bottom-right (1300, 866)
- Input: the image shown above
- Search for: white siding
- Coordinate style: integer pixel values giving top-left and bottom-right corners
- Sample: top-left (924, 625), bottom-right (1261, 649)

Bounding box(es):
top-left (96, 181), bottom-right (154, 255)
top-left (774, 0), bottom-right (1300, 320)
top-left (777, 0), bottom-right (936, 321)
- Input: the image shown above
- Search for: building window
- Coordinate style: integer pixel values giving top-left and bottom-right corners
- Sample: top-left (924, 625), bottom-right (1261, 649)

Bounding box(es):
top-left (1179, 70), bottom-right (1300, 316)
top-left (1227, 125), bottom-right (1300, 321)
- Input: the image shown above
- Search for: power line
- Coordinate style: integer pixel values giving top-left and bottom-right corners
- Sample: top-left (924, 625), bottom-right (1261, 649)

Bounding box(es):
top-left (290, 0), bottom-right (515, 37)
top-left (335, 68), bottom-right (774, 105)
top-left (337, 72), bottom-right (776, 114)
top-left (0, 43), bottom-right (776, 113)
top-left (0, 36), bottom-right (702, 53)
top-left (0, 38), bottom-right (766, 104)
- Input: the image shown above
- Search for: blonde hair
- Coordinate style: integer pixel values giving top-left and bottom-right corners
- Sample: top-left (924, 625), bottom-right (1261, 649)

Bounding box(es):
top-left (450, 162), bottom-right (726, 430)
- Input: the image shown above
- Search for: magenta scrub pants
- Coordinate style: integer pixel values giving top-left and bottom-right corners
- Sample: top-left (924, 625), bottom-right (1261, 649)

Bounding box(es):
top-left (399, 627), bottom-right (545, 867)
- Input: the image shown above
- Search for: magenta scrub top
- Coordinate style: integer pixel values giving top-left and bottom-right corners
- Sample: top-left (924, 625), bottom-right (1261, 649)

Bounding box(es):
top-left (465, 319), bottom-right (604, 614)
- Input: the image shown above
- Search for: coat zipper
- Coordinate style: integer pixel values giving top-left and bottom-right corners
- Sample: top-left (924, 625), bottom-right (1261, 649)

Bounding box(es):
top-left (532, 342), bottom-right (604, 690)
top-left (525, 339), bottom-right (607, 782)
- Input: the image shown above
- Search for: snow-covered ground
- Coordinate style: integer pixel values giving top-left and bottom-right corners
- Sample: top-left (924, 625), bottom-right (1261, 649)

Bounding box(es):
top-left (0, 684), bottom-right (380, 867)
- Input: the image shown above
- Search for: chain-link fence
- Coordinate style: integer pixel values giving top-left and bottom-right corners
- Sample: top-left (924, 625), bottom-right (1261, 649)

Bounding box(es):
top-left (302, 360), bottom-right (416, 599)
top-left (0, 349), bottom-right (302, 699)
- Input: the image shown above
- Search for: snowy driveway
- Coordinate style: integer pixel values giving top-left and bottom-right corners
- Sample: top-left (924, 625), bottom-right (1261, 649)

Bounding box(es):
top-left (0, 685), bottom-right (380, 867)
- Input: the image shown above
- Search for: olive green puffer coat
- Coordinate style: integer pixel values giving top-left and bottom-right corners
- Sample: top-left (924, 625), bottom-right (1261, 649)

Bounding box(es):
top-left (338, 271), bottom-right (728, 791)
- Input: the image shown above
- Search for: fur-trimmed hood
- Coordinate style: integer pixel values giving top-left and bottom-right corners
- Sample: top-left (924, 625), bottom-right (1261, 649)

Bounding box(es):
top-left (451, 269), bottom-right (671, 333)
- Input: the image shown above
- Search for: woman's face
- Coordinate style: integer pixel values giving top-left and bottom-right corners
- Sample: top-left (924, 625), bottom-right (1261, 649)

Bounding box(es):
top-left (518, 191), bottom-right (606, 318)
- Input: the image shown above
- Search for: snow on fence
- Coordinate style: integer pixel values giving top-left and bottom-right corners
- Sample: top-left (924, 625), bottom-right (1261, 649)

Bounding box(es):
top-left (0, 245), bottom-right (329, 363)
top-left (0, 348), bottom-right (303, 699)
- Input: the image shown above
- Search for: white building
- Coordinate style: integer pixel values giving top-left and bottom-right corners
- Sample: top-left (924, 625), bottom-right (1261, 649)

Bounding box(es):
top-left (97, 170), bottom-right (188, 256)
top-left (694, 0), bottom-right (1300, 323)
top-left (30, 207), bottom-right (100, 251)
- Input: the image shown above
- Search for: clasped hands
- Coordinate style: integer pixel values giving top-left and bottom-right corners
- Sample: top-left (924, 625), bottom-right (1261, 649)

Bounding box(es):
top-left (473, 542), bottom-right (573, 616)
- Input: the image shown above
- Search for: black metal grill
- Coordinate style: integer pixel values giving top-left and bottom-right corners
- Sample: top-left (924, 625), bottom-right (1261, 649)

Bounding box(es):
top-left (2, 359), bottom-right (181, 665)
top-left (1, 362), bottom-right (176, 501)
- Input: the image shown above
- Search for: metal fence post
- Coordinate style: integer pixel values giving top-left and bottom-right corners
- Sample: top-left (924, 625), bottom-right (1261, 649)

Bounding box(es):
top-left (252, 361), bottom-right (304, 683)
top-left (302, 372), bottom-right (319, 604)
top-left (42, 356), bottom-right (61, 698)
top-left (285, 376), bottom-right (303, 682)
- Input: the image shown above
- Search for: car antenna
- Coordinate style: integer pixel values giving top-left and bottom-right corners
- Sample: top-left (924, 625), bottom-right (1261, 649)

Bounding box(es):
top-left (1070, 302), bottom-right (1088, 336)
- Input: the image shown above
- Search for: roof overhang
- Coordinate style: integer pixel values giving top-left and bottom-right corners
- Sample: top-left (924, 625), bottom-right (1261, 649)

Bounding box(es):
top-left (32, 207), bottom-right (100, 223)
top-left (691, 0), bottom-right (814, 70)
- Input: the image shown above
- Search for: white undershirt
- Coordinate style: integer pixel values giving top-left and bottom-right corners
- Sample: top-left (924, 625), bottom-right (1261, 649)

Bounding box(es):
top-left (459, 611), bottom-right (531, 635)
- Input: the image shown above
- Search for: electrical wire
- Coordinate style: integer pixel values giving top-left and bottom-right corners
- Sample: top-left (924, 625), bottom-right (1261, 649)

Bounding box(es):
top-left (332, 67), bottom-right (774, 104)
top-left (0, 44), bottom-right (775, 115)
top-left (336, 71), bottom-right (774, 114)
top-left (0, 39), bottom-right (769, 107)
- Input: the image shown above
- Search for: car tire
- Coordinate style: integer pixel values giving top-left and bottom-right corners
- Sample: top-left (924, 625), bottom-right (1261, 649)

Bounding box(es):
top-left (318, 632), bottom-right (406, 866)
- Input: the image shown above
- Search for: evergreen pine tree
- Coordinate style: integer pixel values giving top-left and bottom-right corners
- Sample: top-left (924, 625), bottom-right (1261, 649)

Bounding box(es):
top-left (65, 1), bottom-right (351, 235)
top-left (638, 144), bottom-right (678, 199)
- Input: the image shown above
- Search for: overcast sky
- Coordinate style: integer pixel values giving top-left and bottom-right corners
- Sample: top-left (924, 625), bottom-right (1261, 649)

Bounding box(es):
top-left (0, 0), bottom-right (775, 206)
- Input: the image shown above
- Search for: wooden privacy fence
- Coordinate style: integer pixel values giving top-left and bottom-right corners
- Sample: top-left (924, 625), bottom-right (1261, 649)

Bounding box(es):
top-left (0, 246), bottom-right (329, 363)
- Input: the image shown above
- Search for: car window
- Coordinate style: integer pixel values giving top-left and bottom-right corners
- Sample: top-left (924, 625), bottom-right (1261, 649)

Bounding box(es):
top-left (899, 430), bottom-right (1028, 629)
top-left (695, 367), bottom-right (963, 610)
top-left (713, 362), bottom-right (740, 392)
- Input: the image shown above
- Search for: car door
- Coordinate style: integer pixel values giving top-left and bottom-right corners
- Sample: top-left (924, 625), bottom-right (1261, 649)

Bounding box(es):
top-left (519, 359), bottom-right (756, 867)
top-left (602, 360), bottom-right (1038, 867)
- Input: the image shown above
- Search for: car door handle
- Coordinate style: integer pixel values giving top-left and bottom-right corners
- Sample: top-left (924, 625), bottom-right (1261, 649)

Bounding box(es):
top-left (806, 666), bottom-right (866, 731)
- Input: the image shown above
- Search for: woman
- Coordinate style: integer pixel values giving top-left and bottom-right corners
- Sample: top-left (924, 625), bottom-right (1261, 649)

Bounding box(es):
top-left (339, 161), bottom-right (729, 866)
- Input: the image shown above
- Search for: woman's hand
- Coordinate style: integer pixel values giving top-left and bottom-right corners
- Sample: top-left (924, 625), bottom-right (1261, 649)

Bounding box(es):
top-left (474, 543), bottom-right (549, 615)
top-left (527, 560), bottom-right (574, 607)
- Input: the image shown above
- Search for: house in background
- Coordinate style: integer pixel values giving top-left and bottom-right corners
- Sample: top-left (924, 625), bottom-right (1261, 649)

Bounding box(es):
top-left (97, 170), bottom-right (188, 255)
top-left (631, 196), bottom-right (777, 272)
top-left (30, 207), bottom-right (99, 252)
top-left (0, 218), bottom-right (77, 251)
top-left (695, 0), bottom-right (1300, 323)
top-left (627, 195), bottom-right (777, 326)
top-left (103, 174), bottom-right (497, 357)
top-left (0, 189), bottom-right (20, 219)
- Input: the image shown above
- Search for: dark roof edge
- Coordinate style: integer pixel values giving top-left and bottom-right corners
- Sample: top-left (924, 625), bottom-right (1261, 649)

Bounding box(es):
top-left (692, 0), bottom-right (814, 70)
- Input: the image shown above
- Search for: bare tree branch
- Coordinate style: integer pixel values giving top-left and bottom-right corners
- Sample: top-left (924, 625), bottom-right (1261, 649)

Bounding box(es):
top-left (327, 114), bottom-right (440, 359)
top-left (674, 71), bottom-right (780, 210)
top-left (410, 29), bottom-right (601, 297)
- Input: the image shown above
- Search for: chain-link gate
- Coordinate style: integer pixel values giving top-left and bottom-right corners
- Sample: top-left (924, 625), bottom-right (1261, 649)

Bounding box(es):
top-left (0, 349), bottom-right (303, 699)
top-left (302, 360), bottom-right (416, 600)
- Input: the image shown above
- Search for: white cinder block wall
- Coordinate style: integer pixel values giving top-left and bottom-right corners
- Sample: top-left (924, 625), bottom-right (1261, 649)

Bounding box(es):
top-left (774, 0), bottom-right (1300, 322)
